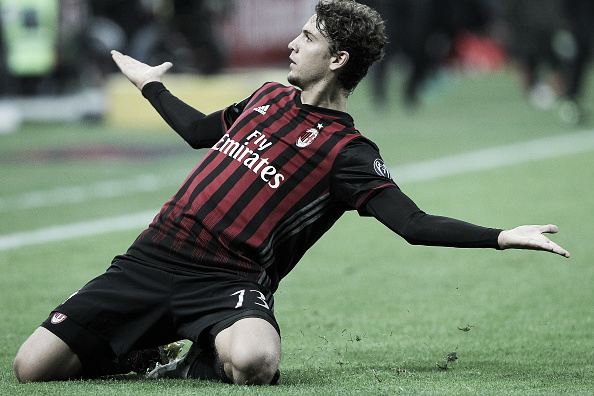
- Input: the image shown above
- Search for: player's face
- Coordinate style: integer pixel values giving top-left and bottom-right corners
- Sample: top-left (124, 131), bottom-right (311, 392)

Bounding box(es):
top-left (287, 15), bottom-right (334, 90)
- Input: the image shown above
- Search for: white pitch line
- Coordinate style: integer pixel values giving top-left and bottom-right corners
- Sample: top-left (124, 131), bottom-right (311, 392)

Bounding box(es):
top-left (0, 169), bottom-right (187, 213)
top-left (0, 130), bottom-right (593, 252)
top-left (0, 211), bottom-right (157, 251)
top-left (391, 129), bottom-right (594, 184)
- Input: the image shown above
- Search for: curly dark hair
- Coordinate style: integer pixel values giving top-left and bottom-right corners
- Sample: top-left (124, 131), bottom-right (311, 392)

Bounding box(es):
top-left (315, 0), bottom-right (387, 93)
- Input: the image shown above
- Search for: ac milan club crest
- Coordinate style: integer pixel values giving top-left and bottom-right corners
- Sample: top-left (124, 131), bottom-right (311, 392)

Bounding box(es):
top-left (296, 128), bottom-right (319, 148)
top-left (51, 312), bottom-right (67, 324)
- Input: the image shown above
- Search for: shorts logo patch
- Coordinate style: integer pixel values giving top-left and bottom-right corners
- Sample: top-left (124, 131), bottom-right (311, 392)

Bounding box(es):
top-left (296, 128), bottom-right (318, 148)
top-left (373, 158), bottom-right (391, 179)
top-left (51, 312), bottom-right (67, 325)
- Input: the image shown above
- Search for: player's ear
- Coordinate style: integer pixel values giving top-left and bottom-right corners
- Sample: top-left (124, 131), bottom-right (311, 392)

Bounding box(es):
top-left (329, 51), bottom-right (349, 71)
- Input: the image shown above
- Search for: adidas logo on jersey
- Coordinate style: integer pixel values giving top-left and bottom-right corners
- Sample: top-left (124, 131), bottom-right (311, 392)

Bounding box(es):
top-left (254, 105), bottom-right (270, 115)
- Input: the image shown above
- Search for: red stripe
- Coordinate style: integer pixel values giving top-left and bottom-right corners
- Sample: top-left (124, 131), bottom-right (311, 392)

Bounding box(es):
top-left (356, 183), bottom-right (397, 209)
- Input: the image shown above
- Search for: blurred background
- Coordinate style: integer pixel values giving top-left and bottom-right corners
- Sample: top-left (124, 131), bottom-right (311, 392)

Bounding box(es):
top-left (0, 0), bottom-right (592, 133)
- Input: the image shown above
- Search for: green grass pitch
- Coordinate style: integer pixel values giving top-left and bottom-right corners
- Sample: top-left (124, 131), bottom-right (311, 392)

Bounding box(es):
top-left (1, 66), bottom-right (593, 395)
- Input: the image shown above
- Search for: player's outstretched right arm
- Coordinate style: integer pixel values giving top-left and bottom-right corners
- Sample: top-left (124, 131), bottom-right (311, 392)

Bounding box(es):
top-left (111, 50), bottom-right (172, 90)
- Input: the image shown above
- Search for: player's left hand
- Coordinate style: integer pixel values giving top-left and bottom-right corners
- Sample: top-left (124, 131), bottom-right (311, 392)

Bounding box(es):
top-left (111, 50), bottom-right (173, 90)
top-left (497, 224), bottom-right (570, 258)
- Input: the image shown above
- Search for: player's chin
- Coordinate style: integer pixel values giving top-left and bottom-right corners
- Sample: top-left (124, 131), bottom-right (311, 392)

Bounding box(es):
top-left (287, 72), bottom-right (301, 88)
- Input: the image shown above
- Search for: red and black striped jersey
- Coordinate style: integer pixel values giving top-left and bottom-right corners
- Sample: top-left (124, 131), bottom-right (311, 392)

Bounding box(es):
top-left (123, 82), bottom-right (396, 291)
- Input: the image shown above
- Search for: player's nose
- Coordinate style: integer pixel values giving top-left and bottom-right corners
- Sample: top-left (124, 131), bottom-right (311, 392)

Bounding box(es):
top-left (288, 37), bottom-right (298, 52)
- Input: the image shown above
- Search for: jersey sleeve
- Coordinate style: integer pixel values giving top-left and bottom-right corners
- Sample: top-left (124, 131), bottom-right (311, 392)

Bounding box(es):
top-left (330, 138), bottom-right (398, 214)
top-left (365, 186), bottom-right (502, 249)
top-left (141, 82), bottom-right (251, 149)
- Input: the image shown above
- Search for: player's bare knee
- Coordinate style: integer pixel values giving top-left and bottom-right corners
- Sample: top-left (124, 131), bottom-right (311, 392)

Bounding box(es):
top-left (228, 347), bottom-right (280, 385)
top-left (14, 328), bottom-right (82, 382)
top-left (14, 350), bottom-right (81, 383)
top-left (216, 317), bottom-right (281, 385)
top-left (13, 353), bottom-right (27, 382)
top-left (13, 351), bottom-right (41, 383)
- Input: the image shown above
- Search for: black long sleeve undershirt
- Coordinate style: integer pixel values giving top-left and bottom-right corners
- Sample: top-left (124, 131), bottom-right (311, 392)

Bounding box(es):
top-left (141, 81), bottom-right (225, 149)
top-left (365, 186), bottom-right (502, 249)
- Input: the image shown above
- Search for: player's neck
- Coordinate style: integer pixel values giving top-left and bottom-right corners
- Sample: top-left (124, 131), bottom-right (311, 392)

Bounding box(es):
top-left (299, 81), bottom-right (348, 113)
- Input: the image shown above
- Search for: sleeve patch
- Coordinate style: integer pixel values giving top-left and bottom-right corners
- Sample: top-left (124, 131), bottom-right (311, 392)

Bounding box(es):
top-left (373, 158), bottom-right (391, 179)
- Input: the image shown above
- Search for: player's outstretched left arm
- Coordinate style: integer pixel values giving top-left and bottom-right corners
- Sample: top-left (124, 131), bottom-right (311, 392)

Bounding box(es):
top-left (111, 50), bottom-right (172, 91)
top-left (497, 224), bottom-right (570, 258)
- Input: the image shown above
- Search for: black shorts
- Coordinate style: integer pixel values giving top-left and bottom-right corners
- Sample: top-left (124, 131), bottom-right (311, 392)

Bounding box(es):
top-left (41, 259), bottom-right (279, 368)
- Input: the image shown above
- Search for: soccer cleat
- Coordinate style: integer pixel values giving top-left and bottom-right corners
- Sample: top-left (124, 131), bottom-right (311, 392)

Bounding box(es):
top-left (159, 341), bottom-right (186, 363)
top-left (146, 342), bottom-right (201, 379)
top-left (127, 341), bottom-right (185, 374)
top-left (146, 342), bottom-right (281, 384)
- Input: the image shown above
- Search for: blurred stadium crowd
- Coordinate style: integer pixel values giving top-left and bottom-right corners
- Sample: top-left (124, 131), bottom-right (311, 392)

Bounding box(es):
top-left (364, 0), bottom-right (593, 125)
top-left (0, 0), bottom-right (592, 130)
